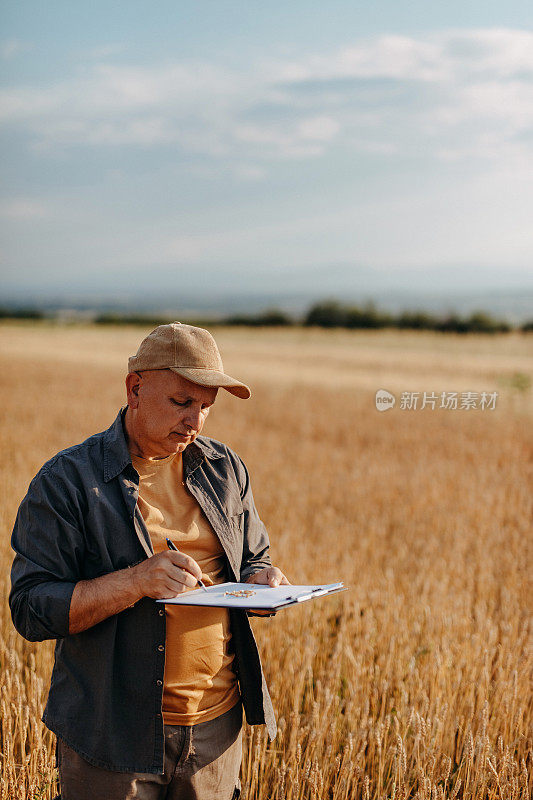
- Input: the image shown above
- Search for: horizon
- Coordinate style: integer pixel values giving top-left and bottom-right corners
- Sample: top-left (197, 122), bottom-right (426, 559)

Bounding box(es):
top-left (2, 284), bottom-right (532, 325)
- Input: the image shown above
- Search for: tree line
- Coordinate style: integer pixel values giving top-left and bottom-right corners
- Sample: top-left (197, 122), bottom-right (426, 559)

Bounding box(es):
top-left (1, 302), bottom-right (532, 333)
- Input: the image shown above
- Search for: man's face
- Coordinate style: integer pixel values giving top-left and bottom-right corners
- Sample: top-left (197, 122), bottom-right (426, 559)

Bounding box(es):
top-left (126, 369), bottom-right (218, 458)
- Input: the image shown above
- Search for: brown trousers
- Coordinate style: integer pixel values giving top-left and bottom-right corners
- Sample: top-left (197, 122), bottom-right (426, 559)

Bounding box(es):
top-left (56, 701), bottom-right (243, 800)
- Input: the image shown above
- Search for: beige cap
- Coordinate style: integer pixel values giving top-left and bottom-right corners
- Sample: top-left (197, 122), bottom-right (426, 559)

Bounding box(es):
top-left (128, 322), bottom-right (251, 399)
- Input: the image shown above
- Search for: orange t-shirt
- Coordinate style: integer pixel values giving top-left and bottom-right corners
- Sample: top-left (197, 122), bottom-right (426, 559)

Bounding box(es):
top-left (131, 451), bottom-right (240, 726)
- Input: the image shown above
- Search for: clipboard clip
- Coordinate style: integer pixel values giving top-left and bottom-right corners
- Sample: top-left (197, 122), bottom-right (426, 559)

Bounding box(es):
top-left (290, 583), bottom-right (345, 604)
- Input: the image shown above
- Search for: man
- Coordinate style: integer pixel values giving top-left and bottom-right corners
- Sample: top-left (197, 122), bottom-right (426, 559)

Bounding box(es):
top-left (10, 322), bottom-right (289, 800)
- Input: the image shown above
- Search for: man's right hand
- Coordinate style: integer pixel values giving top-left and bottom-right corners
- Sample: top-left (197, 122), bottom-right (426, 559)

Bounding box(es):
top-left (68, 550), bottom-right (203, 635)
top-left (133, 550), bottom-right (203, 600)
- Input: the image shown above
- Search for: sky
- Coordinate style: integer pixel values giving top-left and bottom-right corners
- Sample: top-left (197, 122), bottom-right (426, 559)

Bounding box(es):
top-left (1, 2), bottom-right (533, 309)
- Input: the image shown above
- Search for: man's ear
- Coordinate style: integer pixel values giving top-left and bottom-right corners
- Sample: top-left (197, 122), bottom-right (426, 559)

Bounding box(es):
top-left (126, 372), bottom-right (142, 408)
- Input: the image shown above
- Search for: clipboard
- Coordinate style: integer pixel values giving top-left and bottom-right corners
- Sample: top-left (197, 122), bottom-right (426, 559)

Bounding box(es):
top-left (156, 582), bottom-right (346, 610)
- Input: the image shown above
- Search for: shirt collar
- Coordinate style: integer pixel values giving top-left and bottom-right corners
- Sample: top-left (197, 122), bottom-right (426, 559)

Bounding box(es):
top-left (103, 407), bottom-right (222, 483)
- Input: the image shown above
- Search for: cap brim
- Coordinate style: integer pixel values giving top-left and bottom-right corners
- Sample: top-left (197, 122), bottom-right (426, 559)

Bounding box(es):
top-left (168, 367), bottom-right (251, 399)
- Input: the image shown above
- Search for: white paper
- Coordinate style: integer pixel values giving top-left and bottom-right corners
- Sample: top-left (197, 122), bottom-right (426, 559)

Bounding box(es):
top-left (156, 582), bottom-right (345, 609)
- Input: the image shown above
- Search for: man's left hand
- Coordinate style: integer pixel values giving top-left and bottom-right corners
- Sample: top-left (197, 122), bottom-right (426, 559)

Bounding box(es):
top-left (245, 567), bottom-right (290, 588)
top-left (245, 567), bottom-right (290, 616)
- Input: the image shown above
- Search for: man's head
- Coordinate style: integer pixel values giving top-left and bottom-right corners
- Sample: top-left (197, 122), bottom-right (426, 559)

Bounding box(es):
top-left (125, 369), bottom-right (217, 458)
top-left (125, 322), bottom-right (250, 458)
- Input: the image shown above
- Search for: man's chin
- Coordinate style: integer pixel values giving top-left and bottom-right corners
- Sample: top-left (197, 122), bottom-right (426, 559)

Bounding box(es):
top-left (168, 433), bottom-right (194, 452)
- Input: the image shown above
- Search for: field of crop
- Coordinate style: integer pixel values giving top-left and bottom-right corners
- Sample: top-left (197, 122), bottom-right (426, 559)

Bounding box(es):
top-left (1, 323), bottom-right (531, 799)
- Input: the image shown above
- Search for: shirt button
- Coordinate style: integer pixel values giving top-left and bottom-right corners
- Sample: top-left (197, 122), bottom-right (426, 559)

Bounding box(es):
top-left (158, 609), bottom-right (165, 616)
top-left (157, 645), bottom-right (164, 652)
top-left (157, 679), bottom-right (163, 686)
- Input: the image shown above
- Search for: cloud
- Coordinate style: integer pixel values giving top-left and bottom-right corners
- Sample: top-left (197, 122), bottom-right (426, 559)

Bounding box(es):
top-left (274, 35), bottom-right (449, 83)
top-left (86, 44), bottom-right (127, 59)
top-left (1, 28), bottom-right (532, 166)
top-left (274, 28), bottom-right (533, 85)
top-left (0, 199), bottom-right (49, 219)
top-left (234, 114), bottom-right (339, 159)
top-left (1, 39), bottom-right (32, 60)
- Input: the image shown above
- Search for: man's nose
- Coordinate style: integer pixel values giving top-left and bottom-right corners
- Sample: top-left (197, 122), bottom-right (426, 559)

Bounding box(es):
top-left (183, 406), bottom-right (202, 431)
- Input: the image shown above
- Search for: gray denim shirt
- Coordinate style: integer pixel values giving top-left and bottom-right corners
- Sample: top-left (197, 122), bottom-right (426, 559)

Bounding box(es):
top-left (9, 408), bottom-right (277, 774)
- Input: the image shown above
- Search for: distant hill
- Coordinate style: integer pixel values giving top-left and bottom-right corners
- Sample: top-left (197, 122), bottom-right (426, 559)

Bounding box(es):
top-left (1, 287), bottom-right (532, 325)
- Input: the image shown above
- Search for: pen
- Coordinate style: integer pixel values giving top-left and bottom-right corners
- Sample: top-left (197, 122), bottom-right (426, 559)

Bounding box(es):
top-left (165, 538), bottom-right (208, 592)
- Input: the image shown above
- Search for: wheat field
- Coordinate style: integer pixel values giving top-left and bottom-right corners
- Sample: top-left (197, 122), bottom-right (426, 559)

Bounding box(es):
top-left (1, 323), bottom-right (531, 799)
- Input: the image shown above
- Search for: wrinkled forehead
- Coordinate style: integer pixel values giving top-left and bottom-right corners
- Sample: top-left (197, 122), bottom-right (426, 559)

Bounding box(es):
top-left (138, 368), bottom-right (218, 401)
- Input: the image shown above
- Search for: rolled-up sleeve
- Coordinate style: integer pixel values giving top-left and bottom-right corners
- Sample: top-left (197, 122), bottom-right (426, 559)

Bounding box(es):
top-left (235, 455), bottom-right (272, 582)
top-left (9, 466), bottom-right (84, 642)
